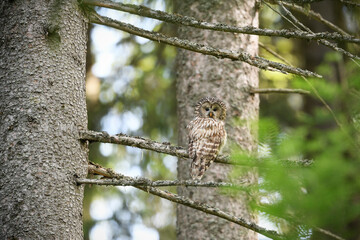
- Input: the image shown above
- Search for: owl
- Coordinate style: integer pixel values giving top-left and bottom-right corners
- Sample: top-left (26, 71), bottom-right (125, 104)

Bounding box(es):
top-left (187, 97), bottom-right (227, 180)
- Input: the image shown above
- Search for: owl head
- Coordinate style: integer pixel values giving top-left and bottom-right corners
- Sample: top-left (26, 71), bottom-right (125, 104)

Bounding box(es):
top-left (195, 97), bottom-right (226, 121)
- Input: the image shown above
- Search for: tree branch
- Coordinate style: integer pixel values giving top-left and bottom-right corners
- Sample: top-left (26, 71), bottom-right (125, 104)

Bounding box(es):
top-left (314, 227), bottom-right (346, 240)
top-left (79, 130), bottom-right (231, 164)
top-left (339, 0), bottom-right (360, 8)
top-left (268, 0), bottom-right (359, 60)
top-left (82, 0), bottom-right (360, 44)
top-left (280, 2), bottom-right (349, 36)
top-left (250, 88), bottom-right (310, 95)
top-left (275, 0), bottom-right (355, 128)
top-left (259, 42), bottom-right (291, 64)
top-left (85, 163), bottom-right (341, 239)
top-left (279, 0), bottom-right (324, 3)
top-left (259, 16), bottom-right (343, 130)
top-left (88, 11), bottom-right (322, 78)
top-left (80, 130), bottom-right (313, 167)
top-left (77, 176), bottom-right (248, 188)
top-left (82, 163), bottom-right (283, 239)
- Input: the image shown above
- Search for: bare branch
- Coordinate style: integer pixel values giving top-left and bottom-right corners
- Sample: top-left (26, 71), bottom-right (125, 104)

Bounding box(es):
top-left (83, 163), bottom-right (283, 239)
top-left (88, 12), bottom-right (321, 78)
top-left (314, 227), bottom-right (346, 240)
top-left (280, 2), bottom-right (349, 36)
top-left (340, 0), bottom-right (360, 8)
top-left (86, 163), bottom-right (343, 239)
top-left (261, 44), bottom-right (343, 130)
top-left (80, 130), bottom-right (313, 167)
top-left (79, 130), bottom-right (231, 164)
top-left (76, 177), bottom-right (248, 188)
top-left (82, 0), bottom-right (360, 44)
top-left (250, 88), bottom-right (310, 95)
top-left (259, 42), bottom-right (291, 64)
top-left (279, 0), bottom-right (323, 3)
top-left (137, 187), bottom-right (282, 239)
top-left (269, 0), bottom-right (352, 129)
top-left (268, 0), bottom-right (360, 60)
top-left (259, 41), bottom-right (343, 129)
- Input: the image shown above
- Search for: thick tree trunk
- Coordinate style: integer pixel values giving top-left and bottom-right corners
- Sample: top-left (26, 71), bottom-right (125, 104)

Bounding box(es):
top-left (0, 1), bottom-right (88, 239)
top-left (175, 1), bottom-right (259, 239)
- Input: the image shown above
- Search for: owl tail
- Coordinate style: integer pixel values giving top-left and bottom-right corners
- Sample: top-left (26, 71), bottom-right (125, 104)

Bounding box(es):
top-left (190, 157), bottom-right (213, 180)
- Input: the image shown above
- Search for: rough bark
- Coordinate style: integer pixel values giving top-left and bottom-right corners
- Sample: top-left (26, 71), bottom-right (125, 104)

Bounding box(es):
top-left (175, 1), bottom-right (259, 239)
top-left (0, 1), bottom-right (88, 239)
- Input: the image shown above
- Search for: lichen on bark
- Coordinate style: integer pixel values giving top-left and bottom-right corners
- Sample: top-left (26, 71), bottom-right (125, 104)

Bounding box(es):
top-left (0, 1), bottom-right (88, 239)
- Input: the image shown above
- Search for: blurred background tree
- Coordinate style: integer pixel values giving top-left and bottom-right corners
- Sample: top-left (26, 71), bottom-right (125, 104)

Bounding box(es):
top-left (83, 0), bottom-right (360, 239)
top-left (243, 1), bottom-right (360, 240)
top-left (84, 1), bottom-right (176, 239)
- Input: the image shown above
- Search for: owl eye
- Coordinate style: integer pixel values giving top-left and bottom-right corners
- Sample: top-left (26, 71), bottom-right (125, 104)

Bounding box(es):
top-left (205, 107), bottom-right (210, 111)
top-left (213, 108), bottom-right (218, 111)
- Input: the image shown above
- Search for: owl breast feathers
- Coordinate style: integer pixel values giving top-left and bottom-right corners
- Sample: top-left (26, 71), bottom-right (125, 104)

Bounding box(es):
top-left (187, 97), bottom-right (227, 180)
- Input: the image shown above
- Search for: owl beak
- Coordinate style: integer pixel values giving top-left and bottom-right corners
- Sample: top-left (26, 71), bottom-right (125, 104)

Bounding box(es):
top-left (209, 112), bottom-right (214, 118)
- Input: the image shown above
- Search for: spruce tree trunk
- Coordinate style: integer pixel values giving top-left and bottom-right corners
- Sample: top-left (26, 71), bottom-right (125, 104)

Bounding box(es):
top-left (175, 1), bottom-right (259, 239)
top-left (0, 1), bottom-right (88, 239)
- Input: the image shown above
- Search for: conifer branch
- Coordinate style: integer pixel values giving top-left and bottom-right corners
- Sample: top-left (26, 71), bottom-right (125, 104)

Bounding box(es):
top-left (85, 164), bottom-right (341, 240)
top-left (79, 130), bottom-right (231, 164)
top-left (267, 0), bottom-right (359, 60)
top-left (250, 88), bottom-right (310, 95)
top-left (339, 0), bottom-right (360, 8)
top-left (77, 176), bottom-right (247, 188)
top-left (280, 2), bottom-right (349, 36)
top-left (82, 0), bottom-right (360, 44)
top-left (88, 11), bottom-right (321, 78)
top-left (259, 41), bottom-right (342, 130)
top-left (259, 42), bottom-right (290, 64)
top-left (79, 130), bottom-right (313, 167)
top-left (82, 163), bottom-right (283, 239)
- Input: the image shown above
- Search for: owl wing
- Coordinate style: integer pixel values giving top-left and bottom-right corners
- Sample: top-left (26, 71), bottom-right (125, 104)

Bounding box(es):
top-left (187, 119), bottom-right (198, 160)
top-left (190, 135), bottom-right (222, 180)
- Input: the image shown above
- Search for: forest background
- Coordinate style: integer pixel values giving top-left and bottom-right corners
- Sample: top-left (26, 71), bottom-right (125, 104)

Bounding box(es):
top-left (83, 0), bottom-right (360, 240)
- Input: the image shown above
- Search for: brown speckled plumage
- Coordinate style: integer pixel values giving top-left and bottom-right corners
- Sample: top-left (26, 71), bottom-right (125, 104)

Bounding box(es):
top-left (187, 97), bottom-right (227, 180)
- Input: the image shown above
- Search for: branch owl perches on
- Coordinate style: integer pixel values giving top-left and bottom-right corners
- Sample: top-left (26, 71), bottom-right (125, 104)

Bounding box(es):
top-left (187, 97), bottom-right (227, 180)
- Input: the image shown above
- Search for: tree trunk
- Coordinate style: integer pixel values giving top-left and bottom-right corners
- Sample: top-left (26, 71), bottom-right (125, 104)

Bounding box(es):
top-left (175, 1), bottom-right (259, 239)
top-left (0, 1), bottom-right (88, 239)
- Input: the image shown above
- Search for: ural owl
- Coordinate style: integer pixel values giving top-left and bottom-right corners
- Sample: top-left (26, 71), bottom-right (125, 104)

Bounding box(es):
top-left (187, 97), bottom-right (227, 180)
